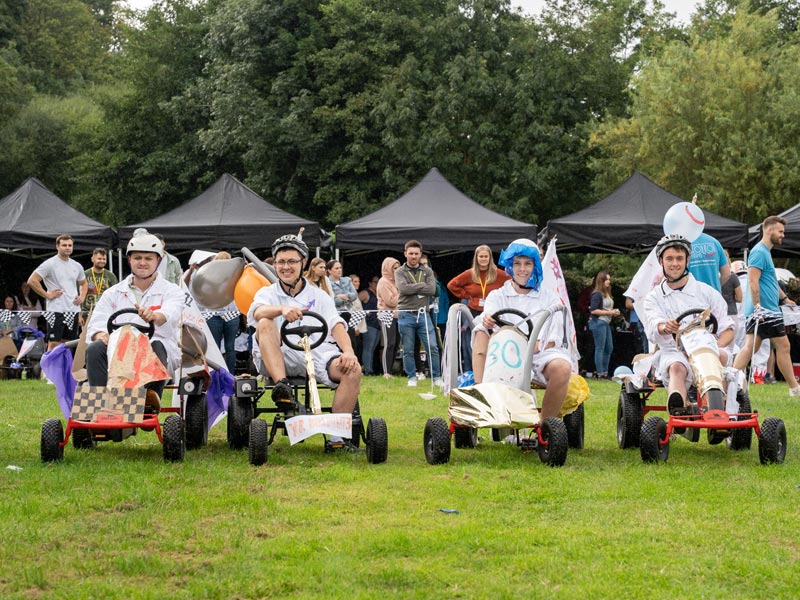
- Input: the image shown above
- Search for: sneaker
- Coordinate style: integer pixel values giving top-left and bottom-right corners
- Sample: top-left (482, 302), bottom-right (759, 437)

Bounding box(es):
top-left (417, 372), bottom-right (426, 381)
top-left (382, 373), bottom-right (393, 379)
top-left (407, 377), bottom-right (418, 387)
top-left (789, 386), bottom-right (800, 397)
top-left (433, 377), bottom-right (444, 388)
top-left (271, 378), bottom-right (293, 404)
top-left (325, 439), bottom-right (363, 453)
top-left (667, 391), bottom-right (686, 415)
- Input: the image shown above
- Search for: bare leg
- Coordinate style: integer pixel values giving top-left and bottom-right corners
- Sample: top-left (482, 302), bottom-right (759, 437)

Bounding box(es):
top-left (328, 358), bottom-right (361, 414)
top-left (256, 318), bottom-right (286, 382)
top-left (540, 358), bottom-right (571, 420)
top-left (772, 335), bottom-right (800, 391)
top-left (667, 362), bottom-right (689, 407)
top-left (733, 333), bottom-right (763, 371)
top-left (472, 331), bottom-right (489, 383)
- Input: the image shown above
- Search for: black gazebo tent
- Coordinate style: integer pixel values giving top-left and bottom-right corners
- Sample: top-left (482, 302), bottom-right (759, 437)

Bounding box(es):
top-left (335, 168), bottom-right (536, 251)
top-left (0, 177), bottom-right (117, 253)
top-left (544, 171), bottom-right (749, 253)
top-left (748, 206), bottom-right (800, 257)
top-left (118, 174), bottom-right (321, 250)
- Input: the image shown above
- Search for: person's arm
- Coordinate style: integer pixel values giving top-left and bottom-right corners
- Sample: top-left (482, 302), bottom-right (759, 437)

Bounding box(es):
top-left (748, 266), bottom-right (762, 307)
top-left (75, 279), bottom-right (88, 306)
top-left (27, 272), bottom-right (57, 300)
top-left (733, 276), bottom-right (743, 303)
top-left (446, 271), bottom-right (470, 299)
top-left (719, 262), bottom-right (731, 285)
top-left (344, 278), bottom-right (357, 302)
top-left (358, 289), bottom-right (369, 303)
top-left (395, 268), bottom-right (431, 296)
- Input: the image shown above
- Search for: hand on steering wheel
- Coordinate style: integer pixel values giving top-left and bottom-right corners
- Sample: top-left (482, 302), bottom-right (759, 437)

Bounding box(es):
top-left (280, 310), bottom-right (329, 351)
top-left (491, 308), bottom-right (534, 339)
top-left (107, 307), bottom-right (155, 339)
top-left (673, 308), bottom-right (718, 339)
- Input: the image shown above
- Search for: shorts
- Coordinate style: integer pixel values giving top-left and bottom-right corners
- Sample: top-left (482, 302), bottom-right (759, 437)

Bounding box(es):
top-left (47, 312), bottom-right (80, 342)
top-left (745, 311), bottom-right (786, 339)
top-left (531, 348), bottom-right (573, 385)
top-left (655, 349), bottom-right (693, 387)
top-left (256, 342), bottom-right (342, 388)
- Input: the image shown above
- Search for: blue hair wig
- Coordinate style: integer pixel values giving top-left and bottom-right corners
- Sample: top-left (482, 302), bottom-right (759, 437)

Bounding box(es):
top-left (497, 239), bottom-right (543, 291)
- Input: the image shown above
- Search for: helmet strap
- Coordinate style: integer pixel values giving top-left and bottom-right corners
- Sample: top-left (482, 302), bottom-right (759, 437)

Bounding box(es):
top-left (662, 266), bottom-right (689, 284)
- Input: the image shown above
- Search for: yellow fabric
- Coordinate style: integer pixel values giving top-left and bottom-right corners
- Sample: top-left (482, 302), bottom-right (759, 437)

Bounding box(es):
top-left (560, 374), bottom-right (589, 417)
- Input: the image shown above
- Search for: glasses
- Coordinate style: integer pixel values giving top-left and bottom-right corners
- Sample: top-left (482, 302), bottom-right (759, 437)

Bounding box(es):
top-left (274, 259), bottom-right (303, 267)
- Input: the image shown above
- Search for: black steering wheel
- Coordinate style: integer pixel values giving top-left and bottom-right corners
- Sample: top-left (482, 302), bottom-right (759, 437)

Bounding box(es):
top-left (492, 308), bottom-right (534, 339)
top-left (107, 307), bottom-right (155, 339)
top-left (280, 310), bottom-right (329, 351)
top-left (674, 308), bottom-right (718, 338)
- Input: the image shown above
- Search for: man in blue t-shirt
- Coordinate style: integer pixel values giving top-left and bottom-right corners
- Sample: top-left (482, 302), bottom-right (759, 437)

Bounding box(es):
top-left (688, 232), bottom-right (730, 292)
top-left (732, 216), bottom-right (800, 396)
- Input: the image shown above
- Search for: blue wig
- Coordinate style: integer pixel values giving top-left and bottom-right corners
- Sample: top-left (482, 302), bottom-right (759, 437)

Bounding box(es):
top-left (497, 239), bottom-right (543, 291)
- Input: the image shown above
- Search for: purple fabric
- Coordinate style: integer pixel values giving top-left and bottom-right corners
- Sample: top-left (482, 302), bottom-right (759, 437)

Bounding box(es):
top-left (208, 369), bottom-right (234, 432)
top-left (40, 345), bottom-right (77, 420)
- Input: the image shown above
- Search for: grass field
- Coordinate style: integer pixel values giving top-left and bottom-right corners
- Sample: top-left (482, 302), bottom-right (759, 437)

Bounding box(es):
top-left (1, 376), bottom-right (798, 599)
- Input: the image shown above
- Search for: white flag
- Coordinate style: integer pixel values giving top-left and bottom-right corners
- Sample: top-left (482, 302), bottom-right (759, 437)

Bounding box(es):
top-left (623, 248), bottom-right (664, 307)
top-left (542, 239), bottom-right (580, 371)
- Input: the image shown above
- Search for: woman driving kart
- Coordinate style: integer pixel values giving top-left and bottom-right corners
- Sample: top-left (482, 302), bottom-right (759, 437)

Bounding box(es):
top-left (85, 230), bottom-right (185, 403)
top-left (642, 234), bottom-right (735, 415)
top-left (247, 234), bottom-right (361, 451)
top-left (471, 238), bottom-right (571, 420)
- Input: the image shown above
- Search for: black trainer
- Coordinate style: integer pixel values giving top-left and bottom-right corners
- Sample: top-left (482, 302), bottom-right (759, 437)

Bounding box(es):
top-left (667, 391), bottom-right (687, 416)
top-left (271, 378), bottom-right (293, 405)
top-left (325, 439), bottom-right (363, 453)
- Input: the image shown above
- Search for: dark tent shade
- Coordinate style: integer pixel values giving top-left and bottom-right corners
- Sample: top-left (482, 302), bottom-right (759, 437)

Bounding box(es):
top-left (748, 208), bottom-right (800, 257)
top-left (118, 174), bottom-right (321, 250)
top-left (544, 171), bottom-right (749, 253)
top-left (335, 168), bottom-right (536, 251)
top-left (0, 177), bottom-right (116, 252)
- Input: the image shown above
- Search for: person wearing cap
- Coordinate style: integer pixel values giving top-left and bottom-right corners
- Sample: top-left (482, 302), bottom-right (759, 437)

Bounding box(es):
top-left (247, 234), bottom-right (361, 452)
top-left (471, 238), bottom-right (571, 420)
top-left (84, 230), bottom-right (185, 401)
top-left (642, 234), bottom-right (734, 415)
top-left (732, 216), bottom-right (800, 396)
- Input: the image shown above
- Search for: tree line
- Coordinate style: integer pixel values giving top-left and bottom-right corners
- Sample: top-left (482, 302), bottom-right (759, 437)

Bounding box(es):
top-left (0, 0), bottom-right (797, 232)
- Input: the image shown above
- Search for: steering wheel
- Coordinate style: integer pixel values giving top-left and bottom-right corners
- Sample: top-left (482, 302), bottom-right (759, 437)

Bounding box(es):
top-left (673, 308), bottom-right (718, 338)
top-left (492, 308), bottom-right (534, 339)
top-left (280, 310), bottom-right (329, 351)
top-left (107, 307), bottom-right (155, 339)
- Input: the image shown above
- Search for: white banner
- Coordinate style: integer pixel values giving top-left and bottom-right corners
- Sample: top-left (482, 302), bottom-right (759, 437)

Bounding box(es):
top-left (542, 239), bottom-right (580, 370)
top-left (284, 413), bottom-right (353, 445)
top-left (782, 305), bottom-right (800, 326)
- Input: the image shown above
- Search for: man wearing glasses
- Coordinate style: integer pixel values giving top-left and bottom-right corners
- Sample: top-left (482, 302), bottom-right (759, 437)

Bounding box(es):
top-left (247, 234), bottom-right (361, 451)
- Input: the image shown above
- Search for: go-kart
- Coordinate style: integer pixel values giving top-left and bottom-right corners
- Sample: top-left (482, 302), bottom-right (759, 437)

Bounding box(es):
top-left (616, 308), bottom-right (786, 465)
top-left (226, 310), bottom-right (388, 466)
top-left (424, 304), bottom-right (583, 468)
top-left (40, 308), bottom-right (209, 463)
top-left (0, 326), bottom-right (44, 380)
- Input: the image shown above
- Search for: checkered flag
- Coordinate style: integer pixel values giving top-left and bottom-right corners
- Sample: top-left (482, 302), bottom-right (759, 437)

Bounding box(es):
top-left (63, 312), bottom-right (77, 329)
top-left (17, 311), bottom-right (31, 325)
top-left (0, 309), bottom-right (10, 323)
top-left (43, 311), bottom-right (57, 328)
top-left (377, 310), bottom-right (394, 328)
top-left (348, 310), bottom-right (366, 329)
top-left (222, 309), bottom-right (240, 322)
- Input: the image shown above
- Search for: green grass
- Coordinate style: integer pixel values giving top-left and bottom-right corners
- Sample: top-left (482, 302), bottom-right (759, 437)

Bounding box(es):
top-left (1, 377), bottom-right (798, 599)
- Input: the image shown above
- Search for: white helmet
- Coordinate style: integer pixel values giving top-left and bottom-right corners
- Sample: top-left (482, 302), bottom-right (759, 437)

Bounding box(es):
top-left (127, 229), bottom-right (164, 257)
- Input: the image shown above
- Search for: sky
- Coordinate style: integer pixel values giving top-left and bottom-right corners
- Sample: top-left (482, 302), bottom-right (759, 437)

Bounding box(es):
top-left (127, 0), bottom-right (699, 24)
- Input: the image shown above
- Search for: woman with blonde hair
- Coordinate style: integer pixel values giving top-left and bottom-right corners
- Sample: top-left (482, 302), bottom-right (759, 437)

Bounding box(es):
top-left (376, 257), bottom-right (401, 377)
top-left (447, 245), bottom-right (509, 370)
top-left (305, 257), bottom-right (333, 296)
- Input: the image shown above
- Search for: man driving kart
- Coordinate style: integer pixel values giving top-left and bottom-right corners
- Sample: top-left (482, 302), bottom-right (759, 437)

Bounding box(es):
top-left (85, 230), bottom-right (185, 405)
top-left (471, 238), bottom-right (571, 420)
top-left (642, 234), bottom-right (734, 415)
top-left (247, 234), bottom-right (361, 451)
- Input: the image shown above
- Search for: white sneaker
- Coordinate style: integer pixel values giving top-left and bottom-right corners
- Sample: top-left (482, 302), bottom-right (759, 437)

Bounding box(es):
top-left (407, 377), bottom-right (418, 387)
top-left (417, 372), bottom-right (426, 380)
top-left (789, 386), bottom-right (800, 397)
top-left (433, 378), bottom-right (444, 388)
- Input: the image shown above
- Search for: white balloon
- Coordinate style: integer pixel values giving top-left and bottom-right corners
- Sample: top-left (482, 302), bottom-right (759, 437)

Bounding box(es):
top-left (663, 202), bottom-right (705, 242)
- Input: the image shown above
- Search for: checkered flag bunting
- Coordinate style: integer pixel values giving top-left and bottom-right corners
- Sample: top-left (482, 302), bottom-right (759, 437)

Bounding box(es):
top-left (0, 309), bottom-right (11, 323)
top-left (17, 311), bottom-right (31, 325)
top-left (377, 310), bottom-right (394, 328)
top-left (63, 312), bottom-right (77, 329)
top-left (222, 309), bottom-right (240, 322)
top-left (43, 311), bottom-right (57, 328)
top-left (348, 310), bottom-right (366, 328)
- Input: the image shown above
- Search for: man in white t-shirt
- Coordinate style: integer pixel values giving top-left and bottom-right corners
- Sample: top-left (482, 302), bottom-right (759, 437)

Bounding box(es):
top-left (248, 234), bottom-right (361, 451)
top-left (27, 234), bottom-right (88, 350)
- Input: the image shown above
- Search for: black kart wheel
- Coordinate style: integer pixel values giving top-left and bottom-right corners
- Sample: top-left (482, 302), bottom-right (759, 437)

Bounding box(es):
top-left (727, 391), bottom-right (753, 451)
top-left (563, 403), bottom-right (585, 450)
top-left (453, 426), bottom-right (478, 449)
top-left (248, 419), bottom-right (268, 466)
top-left (41, 418), bottom-right (64, 463)
top-left (227, 395), bottom-right (254, 450)
top-left (184, 395), bottom-right (208, 450)
top-left (350, 401), bottom-right (363, 448)
top-left (617, 389), bottom-right (643, 449)
top-left (759, 417), bottom-right (787, 465)
top-left (72, 426), bottom-right (95, 450)
top-left (424, 417), bottom-right (451, 465)
top-left (162, 414), bottom-right (185, 463)
top-left (366, 417), bottom-right (388, 464)
top-left (640, 416), bottom-right (669, 463)
top-left (537, 417), bottom-right (568, 467)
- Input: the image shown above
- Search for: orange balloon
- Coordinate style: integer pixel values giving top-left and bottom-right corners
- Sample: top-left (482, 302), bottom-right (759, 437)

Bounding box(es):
top-left (234, 265), bottom-right (270, 314)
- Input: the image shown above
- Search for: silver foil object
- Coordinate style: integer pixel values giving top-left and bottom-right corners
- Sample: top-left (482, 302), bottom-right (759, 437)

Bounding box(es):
top-left (448, 382), bottom-right (540, 429)
top-left (190, 257), bottom-right (245, 309)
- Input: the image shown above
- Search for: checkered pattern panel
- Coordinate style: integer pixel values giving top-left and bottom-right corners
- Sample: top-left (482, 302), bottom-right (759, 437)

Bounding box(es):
top-left (71, 386), bottom-right (146, 423)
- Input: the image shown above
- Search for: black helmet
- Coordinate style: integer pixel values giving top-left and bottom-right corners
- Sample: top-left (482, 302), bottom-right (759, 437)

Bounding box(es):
top-left (271, 234), bottom-right (308, 260)
top-left (655, 234), bottom-right (692, 260)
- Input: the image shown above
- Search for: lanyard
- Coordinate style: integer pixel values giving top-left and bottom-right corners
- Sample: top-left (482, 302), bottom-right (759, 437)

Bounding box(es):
top-left (91, 270), bottom-right (106, 294)
top-left (479, 271), bottom-right (488, 298)
top-left (406, 268), bottom-right (423, 284)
